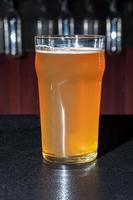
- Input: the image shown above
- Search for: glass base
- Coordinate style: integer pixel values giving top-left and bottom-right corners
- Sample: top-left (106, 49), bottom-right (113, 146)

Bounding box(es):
top-left (42, 151), bottom-right (97, 165)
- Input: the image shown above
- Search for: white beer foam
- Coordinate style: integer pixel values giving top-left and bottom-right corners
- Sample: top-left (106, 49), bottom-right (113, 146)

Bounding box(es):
top-left (36, 47), bottom-right (103, 54)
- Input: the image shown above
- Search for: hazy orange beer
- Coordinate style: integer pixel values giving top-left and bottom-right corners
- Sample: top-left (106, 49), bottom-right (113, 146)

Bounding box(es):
top-left (35, 35), bottom-right (105, 164)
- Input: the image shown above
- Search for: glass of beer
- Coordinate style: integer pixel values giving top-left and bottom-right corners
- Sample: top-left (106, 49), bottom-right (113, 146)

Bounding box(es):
top-left (35, 35), bottom-right (105, 164)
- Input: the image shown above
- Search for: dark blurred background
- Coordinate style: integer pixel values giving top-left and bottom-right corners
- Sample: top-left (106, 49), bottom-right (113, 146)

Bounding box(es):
top-left (0, 0), bottom-right (133, 114)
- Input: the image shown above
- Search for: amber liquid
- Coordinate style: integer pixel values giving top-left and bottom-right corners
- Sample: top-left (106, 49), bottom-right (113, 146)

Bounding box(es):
top-left (35, 49), bottom-right (105, 163)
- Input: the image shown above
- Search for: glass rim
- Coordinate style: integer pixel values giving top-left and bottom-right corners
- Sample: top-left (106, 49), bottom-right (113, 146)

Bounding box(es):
top-left (35, 34), bottom-right (105, 40)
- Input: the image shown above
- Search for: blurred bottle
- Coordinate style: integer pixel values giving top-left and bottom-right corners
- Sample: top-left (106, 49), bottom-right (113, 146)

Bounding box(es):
top-left (74, 0), bottom-right (99, 35)
top-left (3, 0), bottom-right (22, 57)
top-left (36, 0), bottom-right (53, 35)
top-left (106, 0), bottom-right (122, 54)
top-left (58, 0), bottom-right (74, 35)
top-left (122, 0), bottom-right (133, 48)
top-left (0, 17), bottom-right (3, 53)
top-left (0, 1), bottom-right (5, 53)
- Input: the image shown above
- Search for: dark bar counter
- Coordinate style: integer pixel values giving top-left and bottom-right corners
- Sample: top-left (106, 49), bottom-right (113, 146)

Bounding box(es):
top-left (0, 115), bottom-right (133, 200)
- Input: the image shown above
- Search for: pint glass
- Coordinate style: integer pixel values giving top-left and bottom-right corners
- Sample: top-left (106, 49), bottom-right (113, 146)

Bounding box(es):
top-left (35, 35), bottom-right (105, 164)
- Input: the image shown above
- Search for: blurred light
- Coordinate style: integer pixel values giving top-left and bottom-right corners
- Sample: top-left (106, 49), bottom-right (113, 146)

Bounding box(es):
top-left (111, 31), bottom-right (117, 39)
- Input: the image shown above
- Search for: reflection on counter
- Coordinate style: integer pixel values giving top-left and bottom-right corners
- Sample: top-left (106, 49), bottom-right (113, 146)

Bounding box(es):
top-left (38, 161), bottom-right (100, 200)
